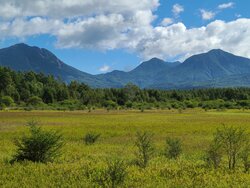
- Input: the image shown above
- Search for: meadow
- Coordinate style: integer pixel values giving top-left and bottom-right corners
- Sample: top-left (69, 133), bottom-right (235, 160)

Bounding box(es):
top-left (0, 109), bottom-right (250, 187)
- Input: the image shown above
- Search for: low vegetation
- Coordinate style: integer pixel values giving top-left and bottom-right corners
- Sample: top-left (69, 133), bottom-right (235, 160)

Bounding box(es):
top-left (0, 110), bottom-right (250, 187)
top-left (86, 159), bottom-right (127, 188)
top-left (165, 137), bottom-right (182, 159)
top-left (84, 132), bottom-right (101, 145)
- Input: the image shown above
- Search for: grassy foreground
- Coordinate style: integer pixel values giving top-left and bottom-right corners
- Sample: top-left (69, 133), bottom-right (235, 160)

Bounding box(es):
top-left (0, 109), bottom-right (250, 187)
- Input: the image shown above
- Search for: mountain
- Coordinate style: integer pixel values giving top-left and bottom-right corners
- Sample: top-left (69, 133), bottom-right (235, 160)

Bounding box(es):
top-left (0, 43), bottom-right (108, 87)
top-left (151, 49), bottom-right (250, 89)
top-left (1, 43), bottom-right (250, 89)
top-left (97, 58), bottom-right (180, 88)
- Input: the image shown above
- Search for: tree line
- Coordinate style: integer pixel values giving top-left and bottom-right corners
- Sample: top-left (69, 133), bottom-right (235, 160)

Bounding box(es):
top-left (1, 66), bottom-right (250, 110)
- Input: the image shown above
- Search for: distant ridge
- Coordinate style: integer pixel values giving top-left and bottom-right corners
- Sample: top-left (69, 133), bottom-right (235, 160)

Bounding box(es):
top-left (1, 43), bottom-right (250, 89)
top-left (0, 43), bottom-right (110, 87)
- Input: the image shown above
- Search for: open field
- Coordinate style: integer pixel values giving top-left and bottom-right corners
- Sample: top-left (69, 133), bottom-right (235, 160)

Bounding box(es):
top-left (0, 109), bottom-right (250, 187)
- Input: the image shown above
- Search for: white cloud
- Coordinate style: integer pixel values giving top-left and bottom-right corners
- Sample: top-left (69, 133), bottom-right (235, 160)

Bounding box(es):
top-left (218, 2), bottom-right (234, 9)
top-left (172, 4), bottom-right (184, 17)
top-left (161, 18), bottom-right (173, 26)
top-left (0, 0), bottom-right (250, 64)
top-left (235, 14), bottom-right (242, 18)
top-left (200, 9), bottom-right (216, 20)
top-left (99, 65), bottom-right (111, 72)
top-left (137, 19), bottom-right (250, 61)
top-left (0, 0), bottom-right (159, 19)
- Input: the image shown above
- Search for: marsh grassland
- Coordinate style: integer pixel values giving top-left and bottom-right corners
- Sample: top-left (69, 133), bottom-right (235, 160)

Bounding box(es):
top-left (0, 109), bottom-right (250, 187)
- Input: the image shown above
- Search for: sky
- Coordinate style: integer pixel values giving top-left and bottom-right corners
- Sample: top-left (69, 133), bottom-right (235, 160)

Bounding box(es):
top-left (0, 0), bottom-right (249, 74)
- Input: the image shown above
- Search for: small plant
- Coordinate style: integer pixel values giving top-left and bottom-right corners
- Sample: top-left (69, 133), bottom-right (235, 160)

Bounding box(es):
top-left (86, 159), bottom-right (127, 188)
top-left (26, 119), bottom-right (39, 127)
top-left (165, 137), bottom-right (182, 159)
top-left (11, 120), bottom-right (63, 163)
top-left (105, 159), bottom-right (127, 188)
top-left (84, 132), bottom-right (101, 145)
top-left (135, 131), bottom-right (154, 168)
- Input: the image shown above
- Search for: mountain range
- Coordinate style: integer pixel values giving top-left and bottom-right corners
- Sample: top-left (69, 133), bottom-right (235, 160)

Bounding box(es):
top-left (1, 43), bottom-right (250, 89)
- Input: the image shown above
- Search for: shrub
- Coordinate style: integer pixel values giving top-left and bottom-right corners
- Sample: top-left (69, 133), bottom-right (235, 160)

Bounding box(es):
top-left (205, 142), bottom-right (223, 169)
top-left (105, 159), bottom-right (127, 188)
top-left (11, 121), bottom-right (64, 163)
top-left (1, 96), bottom-right (14, 107)
top-left (0, 103), bottom-right (6, 110)
top-left (240, 145), bottom-right (250, 172)
top-left (86, 159), bottom-right (127, 188)
top-left (26, 119), bottom-right (39, 127)
top-left (27, 96), bottom-right (43, 106)
top-left (135, 131), bottom-right (154, 168)
top-left (165, 137), bottom-right (182, 159)
top-left (84, 133), bottom-right (101, 145)
top-left (103, 100), bottom-right (117, 109)
top-left (214, 125), bottom-right (248, 170)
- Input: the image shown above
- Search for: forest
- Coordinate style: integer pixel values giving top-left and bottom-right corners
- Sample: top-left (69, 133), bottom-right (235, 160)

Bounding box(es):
top-left (1, 66), bottom-right (250, 111)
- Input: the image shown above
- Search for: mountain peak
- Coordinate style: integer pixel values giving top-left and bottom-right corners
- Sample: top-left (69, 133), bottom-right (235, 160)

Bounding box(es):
top-left (148, 57), bottom-right (164, 62)
top-left (207, 49), bottom-right (228, 55)
top-left (13, 43), bottom-right (31, 48)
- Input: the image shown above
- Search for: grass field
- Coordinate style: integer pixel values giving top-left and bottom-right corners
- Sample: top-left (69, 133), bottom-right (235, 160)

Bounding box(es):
top-left (0, 109), bottom-right (250, 187)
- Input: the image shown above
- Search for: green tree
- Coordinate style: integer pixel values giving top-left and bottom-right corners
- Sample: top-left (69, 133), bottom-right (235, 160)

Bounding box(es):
top-left (11, 121), bottom-right (64, 163)
top-left (0, 68), bottom-right (12, 91)
top-left (135, 131), bottom-right (154, 168)
top-left (165, 137), bottom-right (182, 159)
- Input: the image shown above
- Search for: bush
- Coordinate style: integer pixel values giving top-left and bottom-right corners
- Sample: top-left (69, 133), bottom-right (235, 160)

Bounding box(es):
top-left (103, 100), bottom-right (117, 109)
top-left (205, 142), bottom-right (222, 169)
top-left (86, 159), bottom-right (127, 188)
top-left (26, 119), bottom-right (39, 127)
top-left (135, 131), bottom-right (154, 168)
top-left (84, 133), bottom-right (101, 145)
top-left (1, 96), bottom-right (14, 107)
top-left (27, 96), bottom-right (43, 106)
top-left (11, 121), bottom-right (64, 163)
top-left (165, 137), bottom-right (182, 159)
top-left (0, 103), bottom-right (6, 110)
top-left (214, 125), bottom-right (248, 170)
top-left (240, 145), bottom-right (250, 172)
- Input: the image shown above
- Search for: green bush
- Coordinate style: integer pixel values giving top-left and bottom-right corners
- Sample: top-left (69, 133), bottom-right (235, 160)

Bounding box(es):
top-left (84, 133), bottom-right (101, 145)
top-left (11, 121), bottom-right (64, 163)
top-left (205, 142), bottom-right (222, 169)
top-left (135, 131), bottom-right (154, 168)
top-left (86, 159), bottom-right (127, 188)
top-left (26, 119), bottom-right (39, 127)
top-left (240, 145), bottom-right (250, 172)
top-left (214, 125), bottom-right (248, 170)
top-left (0, 103), bottom-right (6, 110)
top-left (165, 137), bottom-right (182, 159)
top-left (27, 96), bottom-right (43, 106)
top-left (0, 96), bottom-right (14, 107)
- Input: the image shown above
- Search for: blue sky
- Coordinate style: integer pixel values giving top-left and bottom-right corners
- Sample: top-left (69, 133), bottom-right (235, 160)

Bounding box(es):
top-left (0, 0), bottom-right (249, 74)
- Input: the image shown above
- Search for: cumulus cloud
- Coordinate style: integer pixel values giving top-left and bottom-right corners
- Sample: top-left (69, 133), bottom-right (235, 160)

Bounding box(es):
top-left (200, 9), bottom-right (216, 20)
top-left (99, 65), bottom-right (111, 72)
top-left (218, 2), bottom-right (234, 9)
top-left (0, 0), bottom-right (159, 19)
top-left (161, 18), bottom-right (173, 26)
top-left (137, 18), bottom-right (250, 61)
top-left (172, 4), bottom-right (184, 17)
top-left (0, 0), bottom-right (250, 64)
